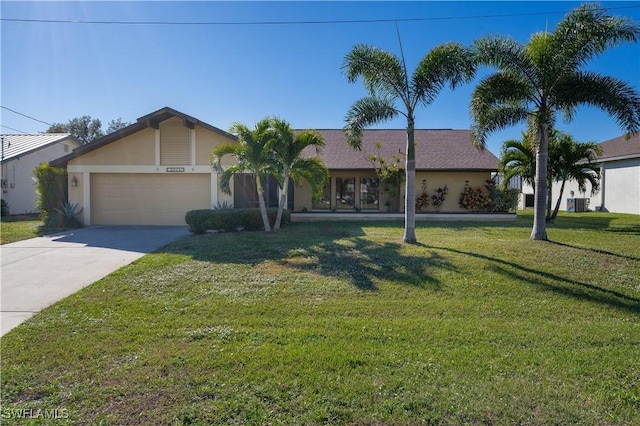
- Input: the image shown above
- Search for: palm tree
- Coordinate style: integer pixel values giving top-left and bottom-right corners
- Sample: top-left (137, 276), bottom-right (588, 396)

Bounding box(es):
top-left (342, 42), bottom-right (476, 243)
top-left (471, 3), bottom-right (640, 240)
top-left (270, 118), bottom-right (329, 231)
top-left (547, 131), bottom-right (602, 223)
top-left (211, 118), bottom-right (276, 232)
top-left (499, 131), bottom-right (537, 190)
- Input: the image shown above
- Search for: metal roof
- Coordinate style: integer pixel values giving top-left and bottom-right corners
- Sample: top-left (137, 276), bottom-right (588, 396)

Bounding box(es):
top-left (1, 133), bottom-right (79, 163)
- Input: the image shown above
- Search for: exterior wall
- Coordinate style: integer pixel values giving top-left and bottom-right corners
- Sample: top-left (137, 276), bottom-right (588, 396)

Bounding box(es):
top-left (293, 170), bottom-right (494, 213)
top-left (1, 141), bottom-right (76, 214)
top-left (519, 158), bottom-right (639, 215)
top-left (71, 128), bottom-right (156, 166)
top-left (600, 158), bottom-right (639, 214)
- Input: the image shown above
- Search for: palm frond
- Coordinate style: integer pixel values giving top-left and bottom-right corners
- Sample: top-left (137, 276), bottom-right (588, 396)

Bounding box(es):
top-left (473, 36), bottom-right (537, 84)
top-left (343, 96), bottom-right (399, 150)
top-left (342, 44), bottom-right (408, 98)
top-left (412, 42), bottom-right (476, 107)
top-left (555, 72), bottom-right (640, 134)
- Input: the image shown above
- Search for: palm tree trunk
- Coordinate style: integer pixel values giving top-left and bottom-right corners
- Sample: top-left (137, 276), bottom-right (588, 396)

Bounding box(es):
top-left (256, 177), bottom-right (272, 232)
top-left (549, 178), bottom-right (567, 223)
top-left (273, 176), bottom-right (289, 231)
top-left (531, 122), bottom-right (549, 241)
top-left (403, 116), bottom-right (417, 244)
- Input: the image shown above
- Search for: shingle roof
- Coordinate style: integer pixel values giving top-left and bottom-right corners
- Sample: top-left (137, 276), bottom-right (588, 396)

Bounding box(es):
top-left (598, 133), bottom-right (640, 161)
top-left (1, 133), bottom-right (78, 163)
top-left (306, 129), bottom-right (499, 171)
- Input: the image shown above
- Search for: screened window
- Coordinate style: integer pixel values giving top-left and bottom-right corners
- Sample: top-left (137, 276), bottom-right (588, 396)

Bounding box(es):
top-left (336, 177), bottom-right (355, 208)
top-left (312, 180), bottom-right (331, 210)
top-left (360, 177), bottom-right (379, 210)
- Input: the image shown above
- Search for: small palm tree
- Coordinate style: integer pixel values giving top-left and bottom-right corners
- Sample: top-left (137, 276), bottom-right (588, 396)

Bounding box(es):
top-left (499, 132), bottom-right (537, 190)
top-left (547, 131), bottom-right (602, 223)
top-left (471, 3), bottom-right (640, 240)
top-left (270, 118), bottom-right (329, 231)
top-left (343, 42), bottom-right (476, 243)
top-left (211, 119), bottom-right (276, 232)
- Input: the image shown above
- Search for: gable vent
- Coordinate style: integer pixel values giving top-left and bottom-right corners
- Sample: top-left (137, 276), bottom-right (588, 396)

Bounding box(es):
top-left (160, 120), bottom-right (190, 165)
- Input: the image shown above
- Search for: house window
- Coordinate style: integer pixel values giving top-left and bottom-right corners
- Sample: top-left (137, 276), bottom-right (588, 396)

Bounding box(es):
top-left (525, 194), bottom-right (534, 208)
top-left (233, 174), bottom-right (293, 209)
top-left (160, 121), bottom-right (190, 165)
top-left (336, 177), bottom-right (355, 208)
top-left (312, 180), bottom-right (331, 210)
top-left (360, 177), bottom-right (379, 210)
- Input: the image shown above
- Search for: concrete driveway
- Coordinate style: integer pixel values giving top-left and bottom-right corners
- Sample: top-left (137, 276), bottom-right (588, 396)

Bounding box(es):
top-left (1, 226), bottom-right (190, 336)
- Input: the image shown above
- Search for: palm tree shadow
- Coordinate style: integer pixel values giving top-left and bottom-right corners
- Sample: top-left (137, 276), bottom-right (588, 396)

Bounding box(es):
top-left (417, 243), bottom-right (640, 314)
top-left (549, 240), bottom-right (640, 262)
top-left (280, 236), bottom-right (455, 290)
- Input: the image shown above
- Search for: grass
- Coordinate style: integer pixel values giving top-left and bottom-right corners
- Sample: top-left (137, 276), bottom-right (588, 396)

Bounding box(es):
top-left (1, 211), bottom-right (639, 425)
top-left (0, 215), bottom-right (59, 244)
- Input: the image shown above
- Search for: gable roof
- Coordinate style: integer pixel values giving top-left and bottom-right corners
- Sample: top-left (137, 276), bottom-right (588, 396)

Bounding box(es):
top-left (50, 107), bottom-right (236, 167)
top-left (1, 133), bottom-right (79, 164)
top-left (309, 129), bottom-right (499, 171)
top-left (598, 133), bottom-right (640, 162)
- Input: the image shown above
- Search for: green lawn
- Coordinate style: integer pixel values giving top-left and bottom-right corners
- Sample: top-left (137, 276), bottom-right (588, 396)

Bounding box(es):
top-left (1, 212), bottom-right (639, 425)
top-left (0, 216), bottom-right (47, 244)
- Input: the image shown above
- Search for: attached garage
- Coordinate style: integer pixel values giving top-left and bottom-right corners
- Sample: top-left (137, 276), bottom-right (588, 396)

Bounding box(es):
top-left (50, 107), bottom-right (238, 226)
top-left (91, 173), bottom-right (211, 225)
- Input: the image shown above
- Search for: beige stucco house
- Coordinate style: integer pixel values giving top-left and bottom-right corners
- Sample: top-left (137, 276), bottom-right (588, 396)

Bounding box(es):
top-left (51, 107), bottom-right (500, 225)
top-left (1, 133), bottom-right (80, 215)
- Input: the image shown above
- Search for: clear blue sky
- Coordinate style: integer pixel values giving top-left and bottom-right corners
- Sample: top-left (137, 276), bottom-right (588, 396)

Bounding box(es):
top-left (1, 1), bottom-right (639, 155)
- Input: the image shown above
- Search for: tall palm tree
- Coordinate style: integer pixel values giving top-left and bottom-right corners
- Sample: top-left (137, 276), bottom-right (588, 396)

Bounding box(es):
top-left (342, 42), bottom-right (476, 243)
top-left (547, 131), bottom-right (602, 223)
top-left (270, 118), bottom-right (329, 231)
top-left (211, 118), bottom-right (276, 232)
top-left (471, 3), bottom-right (640, 240)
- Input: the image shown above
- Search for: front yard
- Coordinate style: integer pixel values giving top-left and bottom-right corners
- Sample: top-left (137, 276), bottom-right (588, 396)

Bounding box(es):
top-left (1, 212), bottom-right (639, 425)
top-left (0, 215), bottom-right (58, 245)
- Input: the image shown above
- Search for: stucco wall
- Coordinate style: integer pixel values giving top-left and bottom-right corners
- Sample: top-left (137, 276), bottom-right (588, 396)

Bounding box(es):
top-left (1, 141), bottom-right (76, 214)
top-left (293, 170), bottom-right (494, 213)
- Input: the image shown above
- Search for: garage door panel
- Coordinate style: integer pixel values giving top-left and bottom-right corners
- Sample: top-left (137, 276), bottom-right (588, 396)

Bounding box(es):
top-left (92, 174), bottom-right (210, 225)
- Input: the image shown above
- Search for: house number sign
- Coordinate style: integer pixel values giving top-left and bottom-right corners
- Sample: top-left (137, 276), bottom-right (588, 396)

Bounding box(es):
top-left (166, 167), bottom-right (185, 173)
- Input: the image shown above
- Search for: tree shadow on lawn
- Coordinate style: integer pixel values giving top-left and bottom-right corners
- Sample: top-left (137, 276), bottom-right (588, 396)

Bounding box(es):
top-left (165, 224), bottom-right (456, 291)
top-left (419, 243), bottom-right (640, 315)
top-left (549, 241), bottom-right (640, 262)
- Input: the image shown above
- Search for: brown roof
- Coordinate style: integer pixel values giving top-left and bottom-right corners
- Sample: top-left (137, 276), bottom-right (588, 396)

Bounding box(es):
top-left (307, 129), bottom-right (498, 171)
top-left (598, 133), bottom-right (640, 161)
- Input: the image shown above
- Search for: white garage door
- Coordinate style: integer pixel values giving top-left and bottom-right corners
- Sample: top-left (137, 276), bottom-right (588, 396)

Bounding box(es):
top-left (92, 173), bottom-right (211, 225)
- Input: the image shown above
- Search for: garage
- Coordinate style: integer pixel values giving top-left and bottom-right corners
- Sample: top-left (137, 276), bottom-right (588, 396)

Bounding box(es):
top-left (91, 173), bottom-right (211, 225)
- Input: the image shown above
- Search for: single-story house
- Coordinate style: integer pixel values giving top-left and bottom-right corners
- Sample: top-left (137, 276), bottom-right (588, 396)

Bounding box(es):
top-left (1, 133), bottom-right (80, 215)
top-left (518, 133), bottom-right (640, 215)
top-left (51, 107), bottom-right (500, 226)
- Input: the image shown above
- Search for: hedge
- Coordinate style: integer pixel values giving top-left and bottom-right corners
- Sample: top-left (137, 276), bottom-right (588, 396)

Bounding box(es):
top-left (185, 208), bottom-right (290, 234)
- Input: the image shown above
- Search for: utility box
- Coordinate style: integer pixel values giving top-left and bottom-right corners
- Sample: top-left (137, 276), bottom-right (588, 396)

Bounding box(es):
top-left (567, 198), bottom-right (575, 212)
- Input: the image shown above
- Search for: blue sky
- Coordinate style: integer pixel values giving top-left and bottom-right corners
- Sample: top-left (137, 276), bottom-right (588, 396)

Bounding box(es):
top-left (1, 1), bottom-right (639, 156)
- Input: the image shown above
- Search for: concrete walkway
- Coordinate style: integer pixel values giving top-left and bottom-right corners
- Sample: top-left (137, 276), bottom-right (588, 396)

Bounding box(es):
top-left (1, 226), bottom-right (190, 336)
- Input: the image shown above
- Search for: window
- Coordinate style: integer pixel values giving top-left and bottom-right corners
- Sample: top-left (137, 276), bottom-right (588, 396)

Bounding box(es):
top-left (312, 180), bottom-right (331, 210)
top-left (360, 177), bottom-right (379, 210)
top-left (233, 175), bottom-right (293, 209)
top-left (335, 177), bottom-right (355, 208)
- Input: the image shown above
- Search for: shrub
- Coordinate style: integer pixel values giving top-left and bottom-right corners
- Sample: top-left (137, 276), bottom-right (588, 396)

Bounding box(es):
top-left (34, 163), bottom-right (67, 224)
top-left (431, 186), bottom-right (448, 212)
top-left (53, 202), bottom-right (83, 229)
top-left (185, 208), bottom-right (290, 234)
top-left (415, 191), bottom-right (430, 211)
top-left (459, 182), bottom-right (492, 211)
top-left (485, 179), bottom-right (519, 212)
top-left (1, 199), bottom-right (9, 217)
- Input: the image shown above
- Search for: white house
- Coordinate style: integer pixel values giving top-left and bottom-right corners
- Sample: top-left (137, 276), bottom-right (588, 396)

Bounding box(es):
top-left (1, 134), bottom-right (80, 215)
top-left (519, 133), bottom-right (640, 215)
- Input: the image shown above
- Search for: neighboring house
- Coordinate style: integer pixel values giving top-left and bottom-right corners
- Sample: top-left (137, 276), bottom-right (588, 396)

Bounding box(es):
top-left (51, 107), bottom-right (499, 226)
top-left (518, 133), bottom-right (640, 214)
top-left (1, 133), bottom-right (80, 215)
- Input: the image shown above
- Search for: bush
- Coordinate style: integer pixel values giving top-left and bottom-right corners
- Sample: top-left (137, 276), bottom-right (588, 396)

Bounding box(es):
top-left (52, 202), bottom-right (83, 229)
top-left (486, 180), bottom-right (519, 213)
top-left (185, 208), bottom-right (290, 234)
top-left (34, 163), bottom-right (67, 224)
top-left (459, 183), bottom-right (492, 211)
top-left (1, 199), bottom-right (9, 217)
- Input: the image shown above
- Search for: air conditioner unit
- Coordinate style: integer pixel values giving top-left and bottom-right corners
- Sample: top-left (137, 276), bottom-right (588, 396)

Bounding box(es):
top-left (575, 198), bottom-right (589, 212)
